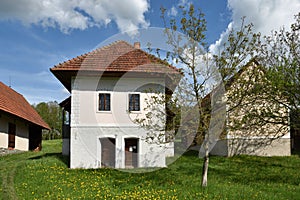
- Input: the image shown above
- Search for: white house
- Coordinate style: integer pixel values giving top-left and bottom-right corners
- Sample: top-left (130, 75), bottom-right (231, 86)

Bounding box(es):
top-left (0, 82), bottom-right (50, 151)
top-left (50, 41), bottom-right (181, 169)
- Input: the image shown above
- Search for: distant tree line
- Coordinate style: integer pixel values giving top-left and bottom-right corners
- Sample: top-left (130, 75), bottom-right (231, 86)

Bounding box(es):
top-left (32, 101), bottom-right (62, 140)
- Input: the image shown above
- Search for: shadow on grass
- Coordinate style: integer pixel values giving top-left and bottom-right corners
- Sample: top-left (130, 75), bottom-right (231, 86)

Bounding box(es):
top-left (29, 153), bottom-right (69, 167)
top-left (182, 150), bottom-right (199, 157)
top-left (94, 150), bottom-right (202, 188)
top-left (208, 154), bottom-right (300, 186)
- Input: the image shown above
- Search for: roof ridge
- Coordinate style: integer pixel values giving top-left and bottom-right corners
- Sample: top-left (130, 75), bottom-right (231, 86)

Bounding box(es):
top-left (134, 48), bottom-right (182, 74)
top-left (54, 40), bottom-right (134, 68)
top-left (95, 40), bottom-right (132, 51)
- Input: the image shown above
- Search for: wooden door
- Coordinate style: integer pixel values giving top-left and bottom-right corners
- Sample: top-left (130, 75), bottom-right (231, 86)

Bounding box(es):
top-left (8, 123), bottom-right (16, 149)
top-left (125, 138), bottom-right (138, 168)
top-left (100, 138), bottom-right (115, 168)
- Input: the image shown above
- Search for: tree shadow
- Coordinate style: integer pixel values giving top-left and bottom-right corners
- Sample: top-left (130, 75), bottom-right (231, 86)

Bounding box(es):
top-left (29, 153), bottom-right (69, 167)
top-left (182, 149), bottom-right (198, 157)
top-left (209, 155), bottom-right (300, 186)
top-left (291, 149), bottom-right (300, 157)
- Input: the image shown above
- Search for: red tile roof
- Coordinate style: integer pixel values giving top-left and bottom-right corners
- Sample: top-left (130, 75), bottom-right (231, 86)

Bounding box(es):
top-left (50, 41), bottom-right (182, 91)
top-left (0, 82), bottom-right (50, 129)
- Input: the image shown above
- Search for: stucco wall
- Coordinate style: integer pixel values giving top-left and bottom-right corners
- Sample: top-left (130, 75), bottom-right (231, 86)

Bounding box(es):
top-left (211, 137), bottom-right (291, 157)
top-left (222, 63), bottom-right (290, 156)
top-left (227, 137), bottom-right (291, 156)
top-left (0, 114), bottom-right (8, 148)
top-left (71, 76), bottom-right (166, 126)
top-left (70, 126), bottom-right (167, 169)
top-left (210, 140), bottom-right (229, 156)
top-left (69, 76), bottom-right (171, 169)
top-left (0, 112), bottom-right (29, 151)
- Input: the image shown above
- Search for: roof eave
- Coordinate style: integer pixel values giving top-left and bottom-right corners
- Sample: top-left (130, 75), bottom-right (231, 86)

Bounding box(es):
top-left (50, 67), bottom-right (182, 92)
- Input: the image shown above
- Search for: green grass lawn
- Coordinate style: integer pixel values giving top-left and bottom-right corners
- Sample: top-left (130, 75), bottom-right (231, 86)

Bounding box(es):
top-left (1, 140), bottom-right (300, 200)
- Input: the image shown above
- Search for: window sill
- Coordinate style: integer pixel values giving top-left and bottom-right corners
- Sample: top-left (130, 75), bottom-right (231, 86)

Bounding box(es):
top-left (96, 110), bottom-right (112, 114)
top-left (127, 110), bottom-right (142, 114)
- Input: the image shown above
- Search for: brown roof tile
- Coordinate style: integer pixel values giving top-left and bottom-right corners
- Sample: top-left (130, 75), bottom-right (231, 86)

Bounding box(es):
top-left (52, 41), bottom-right (181, 72)
top-left (50, 41), bottom-right (182, 90)
top-left (0, 82), bottom-right (50, 129)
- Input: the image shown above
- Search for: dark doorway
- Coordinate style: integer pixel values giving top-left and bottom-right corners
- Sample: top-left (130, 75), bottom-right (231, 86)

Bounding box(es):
top-left (8, 123), bottom-right (16, 149)
top-left (100, 138), bottom-right (115, 168)
top-left (291, 127), bottom-right (300, 152)
top-left (291, 109), bottom-right (300, 153)
top-left (29, 125), bottom-right (42, 151)
top-left (125, 138), bottom-right (138, 168)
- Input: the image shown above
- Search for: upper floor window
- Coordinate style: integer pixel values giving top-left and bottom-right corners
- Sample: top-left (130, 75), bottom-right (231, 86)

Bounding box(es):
top-left (129, 94), bottom-right (140, 111)
top-left (99, 93), bottom-right (111, 111)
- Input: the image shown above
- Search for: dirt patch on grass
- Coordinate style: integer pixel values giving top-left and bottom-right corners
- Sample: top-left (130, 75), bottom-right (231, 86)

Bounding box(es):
top-left (0, 148), bottom-right (23, 156)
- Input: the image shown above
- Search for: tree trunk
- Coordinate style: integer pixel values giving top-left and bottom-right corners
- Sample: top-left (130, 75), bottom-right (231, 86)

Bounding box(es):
top-left (201, 138), bottom-right (209, 187)
top-left (201, 152), bottom-right (209, 187)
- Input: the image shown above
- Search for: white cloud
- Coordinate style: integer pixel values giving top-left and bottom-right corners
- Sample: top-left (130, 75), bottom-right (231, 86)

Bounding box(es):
top-left (0, 0), bottom-right (149, 35)
top-left (210, 0), bottom-right (300, 53)
top-left (167, 6), bottom-right (178, 17)
top-left (167, 0), bottom-right (191, 17)
top-left (178, 0), bottom-right (190, 7)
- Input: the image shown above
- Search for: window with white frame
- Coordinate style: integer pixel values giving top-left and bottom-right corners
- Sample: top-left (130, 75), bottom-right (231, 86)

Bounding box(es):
top-left (98, 93), bottom-right (111, 111)
top-left (129, 93), bottom-right (140, 111)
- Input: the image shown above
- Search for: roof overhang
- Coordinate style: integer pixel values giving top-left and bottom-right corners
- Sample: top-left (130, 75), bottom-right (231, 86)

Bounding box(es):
top-left (50, 68), bottom-right (182, 93)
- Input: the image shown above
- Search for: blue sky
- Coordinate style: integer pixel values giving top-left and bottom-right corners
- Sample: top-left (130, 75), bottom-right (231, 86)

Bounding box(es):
top-left (0, 0), bottom-right (299, 104)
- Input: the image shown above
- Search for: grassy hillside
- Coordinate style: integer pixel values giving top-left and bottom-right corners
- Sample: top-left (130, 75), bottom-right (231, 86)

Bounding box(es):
top-left (1, 140), bottom-right (300, 199)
